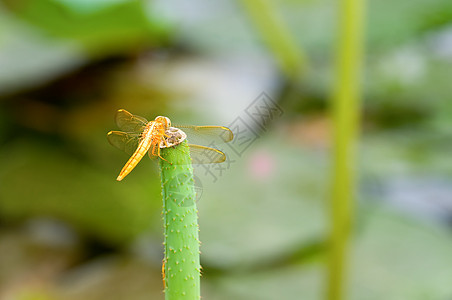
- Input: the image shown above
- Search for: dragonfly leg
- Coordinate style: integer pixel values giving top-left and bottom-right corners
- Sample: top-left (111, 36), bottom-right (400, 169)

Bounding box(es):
top-left (157, 144), bottom-right (171, 164)
top-left (162, 259), bottom-right (166, 289)
top-left (163, 129), bottom-right (171, 138)
top-left (162, 137), bottom-right (169, 147)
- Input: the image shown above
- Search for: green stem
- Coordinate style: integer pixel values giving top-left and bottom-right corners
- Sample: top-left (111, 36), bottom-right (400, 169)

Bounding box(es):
top-left (239, 0), bottom-right (306, 80)
top-left (328, 0), bottom-right (365, 299)
top-left (159, 140), bottom-right (200, 300)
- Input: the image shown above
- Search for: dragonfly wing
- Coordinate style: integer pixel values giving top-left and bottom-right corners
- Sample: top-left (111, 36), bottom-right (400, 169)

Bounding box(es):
top-left (188, 144), bottom-right (226, 164)
top-left (148, 144), bottom-right (159, 160)
top-left (107, 131), bottom-right (141, 155)
top-left (175, 125), bottom-right (233, 146)
top-left (115, 109), bottom-right (148, 133)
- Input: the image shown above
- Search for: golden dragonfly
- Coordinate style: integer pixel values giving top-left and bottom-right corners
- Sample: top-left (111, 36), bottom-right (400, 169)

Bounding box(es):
top-left (107, 109), bottom-right (233, 181)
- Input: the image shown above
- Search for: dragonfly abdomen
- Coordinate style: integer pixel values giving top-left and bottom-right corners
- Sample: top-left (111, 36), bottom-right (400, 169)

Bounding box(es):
top-left (116, 135), bottom-right (153, 181)
top-left (116, 121), bottom-right (163, 181)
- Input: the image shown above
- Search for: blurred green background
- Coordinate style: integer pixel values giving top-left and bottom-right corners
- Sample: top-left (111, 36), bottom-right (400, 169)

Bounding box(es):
top-left (0, 0), bottom-right (452, 299)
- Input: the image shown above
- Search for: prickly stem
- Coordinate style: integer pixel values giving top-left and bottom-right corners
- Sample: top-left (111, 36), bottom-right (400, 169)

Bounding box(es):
top-left (159, 140), bottom-right (200, 299)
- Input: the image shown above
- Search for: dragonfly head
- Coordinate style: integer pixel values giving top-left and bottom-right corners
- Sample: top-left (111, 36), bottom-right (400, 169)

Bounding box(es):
top-left (155, 116), bottom-right (171, 128)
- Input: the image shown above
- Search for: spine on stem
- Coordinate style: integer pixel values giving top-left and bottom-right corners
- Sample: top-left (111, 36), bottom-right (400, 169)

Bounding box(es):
top-left (159, 140), bottom-right (200, 299)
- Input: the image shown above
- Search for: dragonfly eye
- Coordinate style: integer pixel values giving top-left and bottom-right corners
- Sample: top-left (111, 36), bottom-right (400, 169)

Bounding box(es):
top-left (164, 117), bottom-right (171, 127)
top-left (155, 116), bottom-right (171, 128)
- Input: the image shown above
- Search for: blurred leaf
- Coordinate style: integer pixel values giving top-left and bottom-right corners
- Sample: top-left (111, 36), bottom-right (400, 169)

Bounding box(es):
top-left (0, 140), bottom-right (162, 245)
top-left (351, 207), bottom-right (452, 300)
top-left (1, 0), bottom-right (172, 55)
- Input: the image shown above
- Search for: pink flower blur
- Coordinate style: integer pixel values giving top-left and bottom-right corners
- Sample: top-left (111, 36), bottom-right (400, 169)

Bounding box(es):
top-left (248, 151), bottom-right (275, 181)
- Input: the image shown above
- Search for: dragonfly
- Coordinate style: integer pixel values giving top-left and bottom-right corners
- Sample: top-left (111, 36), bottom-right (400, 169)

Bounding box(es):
top-left (107, 109), bottom-right (233, 181)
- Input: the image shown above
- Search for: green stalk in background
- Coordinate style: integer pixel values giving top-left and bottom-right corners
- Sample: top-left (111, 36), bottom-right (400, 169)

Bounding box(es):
top-left (239, 0), bottom-right (306, 80)
top-left (328, 0), bottom-right (365, 299)
top-left (159, 140), bottom-right (200, 300)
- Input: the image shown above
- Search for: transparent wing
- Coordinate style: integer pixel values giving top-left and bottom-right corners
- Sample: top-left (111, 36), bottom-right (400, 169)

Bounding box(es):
top-left (188, 144), bottom-right (226, 164)
top-left (148, 144), bottom-right (160, 160)
top-left (175, 125), bottom-right (233, 146)
top-left (115, 109), bottom-right (148, 133)
top-left (161, 144), bottom-right (226, 165)
top-left (107, 131), bottom-right (141, 155)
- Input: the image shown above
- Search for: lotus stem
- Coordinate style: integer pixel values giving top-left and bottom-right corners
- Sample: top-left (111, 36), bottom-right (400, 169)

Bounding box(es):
top-left (159, 138), bottom-right (201, 300)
